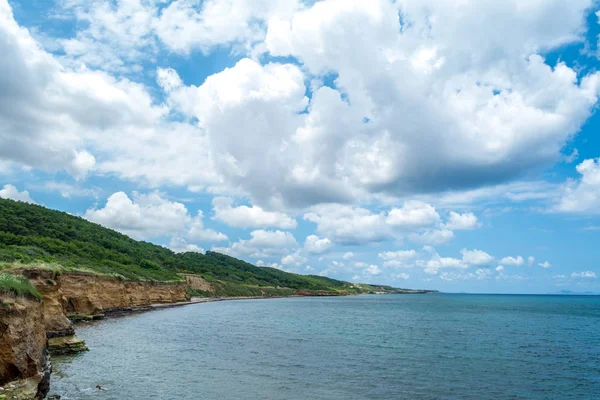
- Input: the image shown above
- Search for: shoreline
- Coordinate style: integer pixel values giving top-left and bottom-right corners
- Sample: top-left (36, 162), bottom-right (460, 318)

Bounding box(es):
top-left (84, 293), bottom-right (358, 319)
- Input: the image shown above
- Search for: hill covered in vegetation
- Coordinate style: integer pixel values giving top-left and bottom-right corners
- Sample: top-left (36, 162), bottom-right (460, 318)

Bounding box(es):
top-left (0, 198), bottom-right (421, 296)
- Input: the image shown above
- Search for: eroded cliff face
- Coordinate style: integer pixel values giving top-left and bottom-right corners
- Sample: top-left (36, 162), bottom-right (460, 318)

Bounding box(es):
top-left (0, 295), bottom-right (50, 400)
top-left (182, 274), bottom-right (213, 293)
top-left (1, 267), bottom-right (191, 399)
top-left (59, 273), bottom-right (189, 315)
top-left (16, 268), bottom-right (189, 325)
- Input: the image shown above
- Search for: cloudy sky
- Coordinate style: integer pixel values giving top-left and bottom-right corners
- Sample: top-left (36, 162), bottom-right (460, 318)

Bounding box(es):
top-left (2, 0), bottom-right (600, 293)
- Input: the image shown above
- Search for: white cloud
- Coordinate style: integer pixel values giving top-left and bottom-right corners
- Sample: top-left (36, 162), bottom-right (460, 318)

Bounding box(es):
top-left (365, 265), bottom-right (381, 276)
top-left (411, 229), bottom-right (455, 246)
top-left (304, 235), bottom-right (333, 254)
top-left (460, 249), bottom-right (494, 266)
top-left (439, 272), bottom-right (476, 281)
top-left (212, 196), bottom-right (297, 229)
top-left (0, 1), bottom-right (169, 179)
top-left (281, 251), bottom-right (307, 266)
top-left (256, 260), bottom-right (285, 270)
top-left (304, 205), bottom-right (391, 245)
top-left (386, 201), bottom-right (440, 228)
top-left (261, 0), bottom-right (600, 206)
top-left (378, 250), bottom-right (417, 268)
top-left (4, 0), bottom-right (600, 213)
top-left (528, 256), bottom-right (536, 266)
top-left (571, 271), bottom-right (597, 279)
top-left (154, 0), bottom-right (302, 54)
top-left (84, 191), bottom-right (227, 242)
top-left (212, 229), bottom-right (298, 258)
top-left (445, 212), bottom-right (480, 230)
top-left (556, 158), bottom-right (600, 214)
top-left (43, 181), bottom-right (100, 199)
top-left (0, 184), bottom-right (36, 204)
top-left (475, 268), bottom-right (493, 280)
top-left (432, 180), bottom-right (559, 208)
top-left (538, 261), bottom-right (552, 269)
top-left (419, 247), bottom-right (497, 275)
top-left (423, 256), bottom-right (467, 275)
top-left (169, 237), bottom-right (205, 254)
top-left (395, 273), bottom-right (410, 280)
top-left (56, 0), bottom-right (158, 72)
top-left (496, 265), bottom-right (505, 272)
top-left (342, 252), bottom-right (355, 259)
top-left (499, 256), bottom-right (525, 266)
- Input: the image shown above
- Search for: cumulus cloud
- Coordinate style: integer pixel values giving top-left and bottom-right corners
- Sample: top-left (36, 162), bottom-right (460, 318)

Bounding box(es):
top-left (261, 0), bottom-right (600, 203)
top-left (460, 249), bottom-right (494, 266)
top-left (365, 265), bottom-right (381, 276)
top-left (422, 255), bottom-right (467, 275)
top-left (419, 247), bottom-right (497, 275)
top-left (4, 0), bottom-right (600, 211)
top-left (395, 273), bottom-right (410, 280)
top-left (212, 196), bottom-right (297, 229)
top-left (304, 235), bottom-right (333, 254)
top-left (538, 261), bottom-right (552, 269)
top-left (528, 256), bottom-right (536, 266)
top-left (342, 252), bottom-right (355, 259)
top-left (378, 250), bottom-right (417, 268)
top-left (142, 0), bottom-right (600, 210)
top-left (410, 229), bottom-right (455, 246)
top-left (281, 251), bottom-right (307, 266)
top-left (496, 265), bottom-right (505, 272)
top-left (154, 0), bottom-right (302, 54)
top-left (84, 191), bottom-right (227, 243)
top-left (212, 229), bottom-right (298, 258)
top-left (0, 1), bottom-right (167, 179)
top-left (169, 237), bottom-right (205, 254)
top-left (0, 184), bottom-right (36, 204)
top-left (386, 201), bottom-right (440, 228)
top-left (499, 256), bottom-right (525, 266)
top-left (571, 271), bottom-right (596, 279)
top-left (445, 212), bottom-right (480, 230)
top-left (556, 158), bottom-right (600, 214)
top-left (304, 205), bottom-right (391, 245)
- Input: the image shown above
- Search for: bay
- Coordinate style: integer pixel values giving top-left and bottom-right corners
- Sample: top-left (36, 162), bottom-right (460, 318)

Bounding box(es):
top-left (51, 294), bottom-right (600, 399)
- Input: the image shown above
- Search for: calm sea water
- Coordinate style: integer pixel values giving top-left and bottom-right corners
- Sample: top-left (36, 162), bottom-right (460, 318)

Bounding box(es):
top-left (50, 294), bottom-right (600, 400)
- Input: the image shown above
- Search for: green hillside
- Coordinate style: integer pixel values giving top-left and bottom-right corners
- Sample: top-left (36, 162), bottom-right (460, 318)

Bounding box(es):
top-left (0, 198), bottom-right (371, 294)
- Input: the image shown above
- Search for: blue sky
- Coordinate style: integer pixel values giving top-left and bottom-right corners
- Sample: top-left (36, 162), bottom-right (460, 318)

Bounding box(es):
top-left (1, 0), bottom-right (600, 294)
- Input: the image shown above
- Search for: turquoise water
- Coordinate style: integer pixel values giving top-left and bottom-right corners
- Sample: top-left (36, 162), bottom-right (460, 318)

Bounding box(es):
top-left (51, 295), bottom-right (600, 399)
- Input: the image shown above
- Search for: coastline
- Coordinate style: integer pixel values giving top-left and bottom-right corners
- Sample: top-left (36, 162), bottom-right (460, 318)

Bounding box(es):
top-left (0, 267), bottom-right (435, 400)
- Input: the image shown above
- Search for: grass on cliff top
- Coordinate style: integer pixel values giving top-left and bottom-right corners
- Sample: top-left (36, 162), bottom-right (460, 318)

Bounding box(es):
top-left (189, 281), bottom-right (296, 298)
top-left (0, 273), bottom-right (42, 301)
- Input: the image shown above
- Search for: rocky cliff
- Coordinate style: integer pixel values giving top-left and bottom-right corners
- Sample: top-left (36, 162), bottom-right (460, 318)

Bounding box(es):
top-left (18, 268), bottom-right (189, 320)
top-left (0, 295), bottom-right (50, 400)
top-left (0, 267), bottom-right (191, 399)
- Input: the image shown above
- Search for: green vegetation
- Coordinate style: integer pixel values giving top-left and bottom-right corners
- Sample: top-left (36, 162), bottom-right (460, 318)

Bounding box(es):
top-left (0, 198), bottom-right (394, 295)
top-left (189, 282), bottom-right (295, 298)
top-left (0, 272), bottom-right (42, 301)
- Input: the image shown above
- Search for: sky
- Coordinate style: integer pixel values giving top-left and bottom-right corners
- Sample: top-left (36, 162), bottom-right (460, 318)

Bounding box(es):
top-left (1, 0), bottom-right (600, 294)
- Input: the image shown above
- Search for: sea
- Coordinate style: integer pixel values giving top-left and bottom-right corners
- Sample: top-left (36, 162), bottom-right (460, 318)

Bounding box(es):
top-left (50, 294), bottom-right (600, 400)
